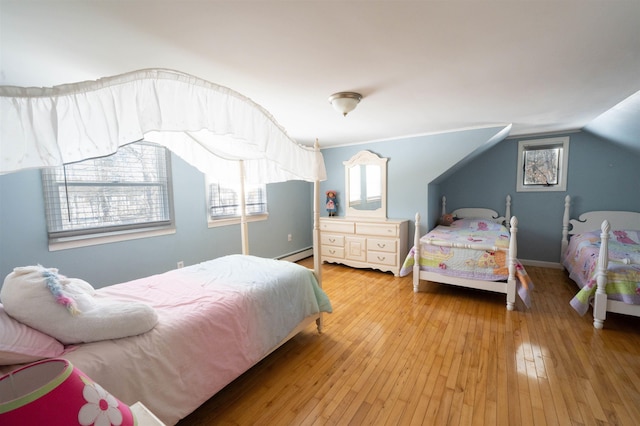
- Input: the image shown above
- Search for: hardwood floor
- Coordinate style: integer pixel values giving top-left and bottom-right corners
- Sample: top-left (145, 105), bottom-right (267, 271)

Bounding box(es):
top-left (178, 258), bottom-right (640, 426)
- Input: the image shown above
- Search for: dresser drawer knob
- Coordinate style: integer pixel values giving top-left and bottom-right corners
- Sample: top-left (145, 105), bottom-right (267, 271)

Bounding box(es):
top-left (377, 243), bottom-right (386, 248)
top-left (329, 238), bottom-right (336, 243)
top-left (377, 256), bottom-right (386, 261)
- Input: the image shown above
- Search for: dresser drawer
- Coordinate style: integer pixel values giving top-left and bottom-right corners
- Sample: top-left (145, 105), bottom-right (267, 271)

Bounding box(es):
top-left (320, 220), bottom-right (355, 234)
top-left (356, 223), bottom-right (398, 237)
top-left (368, 238), bottom-right (396, 253)
top-left (321, 234), bottom-right (344, 247)
top-left (367, 250), bottom-right (397, 266)
top-left (322, 245), bottom-right (345, 259)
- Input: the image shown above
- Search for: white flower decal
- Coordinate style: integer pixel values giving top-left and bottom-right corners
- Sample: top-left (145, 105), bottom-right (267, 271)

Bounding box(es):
top-left (78, 381), bottom-right (123, 426)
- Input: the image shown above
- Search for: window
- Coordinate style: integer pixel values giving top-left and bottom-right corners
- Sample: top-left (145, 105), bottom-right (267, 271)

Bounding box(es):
top-left (206, 177), bottom-right (268, 226)
top-left (42, 142), bottom-right (174, 248)
top-left (516, 137), bottom-right (569, 192)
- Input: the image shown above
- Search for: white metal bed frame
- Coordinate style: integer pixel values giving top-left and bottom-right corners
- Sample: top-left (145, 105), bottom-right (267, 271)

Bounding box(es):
top-left (561, 195), bottom-right (640, 329)
top-left (412, 195), bottom-right (519, 311)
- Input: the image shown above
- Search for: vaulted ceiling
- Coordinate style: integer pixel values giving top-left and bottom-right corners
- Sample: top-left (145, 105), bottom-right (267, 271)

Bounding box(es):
top-left (2, 1), bottom-right (639, 152)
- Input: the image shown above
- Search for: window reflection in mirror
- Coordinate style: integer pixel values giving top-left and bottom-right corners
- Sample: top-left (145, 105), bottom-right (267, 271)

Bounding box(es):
top-left (365, 165), bottom-right (381, 206)
top-left (348, 165), bottom-right (361, 205)
top-left (344, 151), bottom-right (387, 218)
top-left (348, 165), bottom-right (381, 210)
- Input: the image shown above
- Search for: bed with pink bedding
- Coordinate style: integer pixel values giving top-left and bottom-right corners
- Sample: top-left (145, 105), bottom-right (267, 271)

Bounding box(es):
top-left (0, 255), bottom-right (332, 425)
top-left (400, 196), bottom-right (533, 311)
top-left (561, 195), bottom-right (640, 329)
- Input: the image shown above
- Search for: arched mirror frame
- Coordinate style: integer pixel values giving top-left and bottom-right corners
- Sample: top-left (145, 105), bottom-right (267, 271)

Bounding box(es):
top-left (343, 150), bottom-right (388, 218)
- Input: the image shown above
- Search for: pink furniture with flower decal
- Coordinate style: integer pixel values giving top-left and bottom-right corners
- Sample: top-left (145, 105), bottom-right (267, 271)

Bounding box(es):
top-left (0, 358), bottom-right (136, 426)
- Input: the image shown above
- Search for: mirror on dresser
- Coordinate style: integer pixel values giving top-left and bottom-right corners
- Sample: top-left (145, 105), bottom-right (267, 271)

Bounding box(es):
top-left (343, 150), bottom-right (388, 218)
top-left (319, 151), bottom-right (408, 276)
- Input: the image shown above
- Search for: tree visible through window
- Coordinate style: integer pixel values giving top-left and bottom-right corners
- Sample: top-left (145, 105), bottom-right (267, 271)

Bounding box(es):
top-left (42, 142), bottom-right (174, 240)
top-left (517, 137), bottom-right (569, 192)
top-left (208, 181), bottom-right (267, 220)
top-left (523, 146), bottom-right (560, 186)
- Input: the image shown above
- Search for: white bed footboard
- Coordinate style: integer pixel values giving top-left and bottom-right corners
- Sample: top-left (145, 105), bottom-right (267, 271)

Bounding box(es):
top-left (593, 220), bottom-right (610, 329)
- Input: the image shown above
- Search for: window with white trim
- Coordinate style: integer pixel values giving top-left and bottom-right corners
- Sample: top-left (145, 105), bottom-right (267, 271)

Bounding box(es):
top-left (206, 176), bottom-right (268, 226)
top-left (516, 137), bottom-right (569, 192)
top-left (42, 142), bottom-right (174, 247)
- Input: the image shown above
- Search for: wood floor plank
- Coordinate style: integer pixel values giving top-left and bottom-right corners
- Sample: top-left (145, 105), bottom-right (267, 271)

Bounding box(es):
top-left (178, 261), bottom-right (640, 426)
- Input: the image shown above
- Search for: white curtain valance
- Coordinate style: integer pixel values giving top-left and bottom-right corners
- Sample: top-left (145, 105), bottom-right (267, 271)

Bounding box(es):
top-left (0, 69), bottom-right (326, 184)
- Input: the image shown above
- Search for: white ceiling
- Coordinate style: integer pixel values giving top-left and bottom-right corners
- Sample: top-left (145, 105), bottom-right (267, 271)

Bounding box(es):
top-left (2, 1), bottom-right (639, 150)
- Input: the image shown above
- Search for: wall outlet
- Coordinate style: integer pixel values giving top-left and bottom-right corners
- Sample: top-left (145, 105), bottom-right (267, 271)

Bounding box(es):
top-left (287, 234), bottom-right (292, 242)
top-left (177, 261), bottom-right (184, 269)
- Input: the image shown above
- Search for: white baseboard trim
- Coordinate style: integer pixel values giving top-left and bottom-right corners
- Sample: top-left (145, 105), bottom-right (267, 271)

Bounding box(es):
top-left (519, 259), bottom-right (563, 269)
top-left (278, 247), bottom-right (313, 263)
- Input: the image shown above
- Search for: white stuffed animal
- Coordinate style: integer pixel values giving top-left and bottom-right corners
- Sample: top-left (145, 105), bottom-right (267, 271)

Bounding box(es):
top-left (1, 265), bottom-right (158, 345)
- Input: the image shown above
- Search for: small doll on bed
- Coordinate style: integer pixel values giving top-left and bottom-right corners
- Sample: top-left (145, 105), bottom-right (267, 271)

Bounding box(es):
top-left (326, 190), bottom-right (338, 216)
top-left (438, 213), bottom-right (458, 226)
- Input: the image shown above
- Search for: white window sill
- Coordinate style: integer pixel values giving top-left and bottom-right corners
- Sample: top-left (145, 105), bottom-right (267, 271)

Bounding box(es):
top-left (207, 213), bottom-right (268, 228)
top-left (48, 226), bottom-right (176, 251)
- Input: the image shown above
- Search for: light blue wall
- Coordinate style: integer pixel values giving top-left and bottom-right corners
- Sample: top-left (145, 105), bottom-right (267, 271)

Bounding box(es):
top-left (438, 131), bottom-right (640, 262)
top-left (0, 154), bottom-right (313, 288)
top-left (319, 126), bottom-right (510, 242)
top-left (320, 129), bottom-right (639, 265)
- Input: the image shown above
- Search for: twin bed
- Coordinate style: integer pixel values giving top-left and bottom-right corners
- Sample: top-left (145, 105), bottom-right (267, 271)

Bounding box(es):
top-left (399, 192), bottom-right (639, 328)
top-left (400, 195), bottom-right (532, 311)
top-left (561, 195), bottom-right (640, 329)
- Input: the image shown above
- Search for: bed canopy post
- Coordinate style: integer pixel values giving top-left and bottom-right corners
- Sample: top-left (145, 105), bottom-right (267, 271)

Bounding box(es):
top-left (561, 195), bottom-right (571, 259)
top-left (593, 220), bottom-right (610, 329)
top-left (505, 195), bottom-right (512, 227)
top-left (412, 212), bottom-right (421, 292)
top-left (441, 196), bottom-right (447, 216)
top-left (239, 160), bottom-right (249, 255)
top-left (312, 140), bottom-right (324, 332)
top-left (313, 139), bottom-right (322, 285)
top-left (506, 216), bottom-right (518, 311)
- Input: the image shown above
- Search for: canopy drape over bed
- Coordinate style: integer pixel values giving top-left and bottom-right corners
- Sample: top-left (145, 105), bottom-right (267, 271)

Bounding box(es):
top-left (1, 68), bottom-right (326, 258)
top-left (0, 68), bottom-right (326, 184)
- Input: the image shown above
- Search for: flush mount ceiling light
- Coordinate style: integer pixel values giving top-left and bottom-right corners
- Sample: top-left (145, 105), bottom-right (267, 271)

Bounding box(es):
top-left (328, 92), bottom-right (362, 117)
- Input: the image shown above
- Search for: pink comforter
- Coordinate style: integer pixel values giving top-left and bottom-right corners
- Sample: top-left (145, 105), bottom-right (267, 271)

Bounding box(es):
top-left (15, 255), bottom-right (331, 425)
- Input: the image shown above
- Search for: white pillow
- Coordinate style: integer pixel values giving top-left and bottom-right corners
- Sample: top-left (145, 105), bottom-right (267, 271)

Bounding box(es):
top-left (1, 266), bottom-right (158, 345)
top-left (0, 304), bottom-right (64, 365)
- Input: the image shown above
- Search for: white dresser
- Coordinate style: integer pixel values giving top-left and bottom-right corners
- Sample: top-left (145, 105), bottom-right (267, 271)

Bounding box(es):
top-left (319, 217), bottom-right (409, 276)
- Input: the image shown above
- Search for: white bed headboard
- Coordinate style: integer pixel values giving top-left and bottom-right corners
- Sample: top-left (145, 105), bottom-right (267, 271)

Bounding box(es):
top-left (442, 195), bottom-right (511, 225)
top-left (561, 195), bottom-right (640, 257)
top-left (563, 195), bottom-right (640, 235)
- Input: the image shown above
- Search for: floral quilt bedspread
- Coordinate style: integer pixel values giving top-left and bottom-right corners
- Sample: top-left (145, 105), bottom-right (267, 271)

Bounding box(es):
top-left (564, 229), bottom-right (640, 315)
top-left (400, 219), bottom-right (533, 307)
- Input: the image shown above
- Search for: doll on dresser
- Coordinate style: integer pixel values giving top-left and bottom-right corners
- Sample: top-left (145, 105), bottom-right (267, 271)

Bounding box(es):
top-left (326, 190), bottom-right (338, 216)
